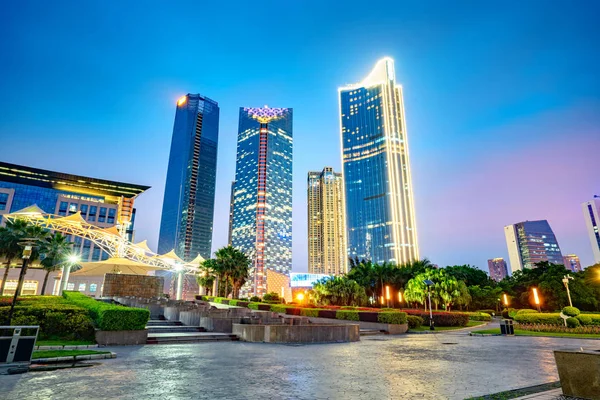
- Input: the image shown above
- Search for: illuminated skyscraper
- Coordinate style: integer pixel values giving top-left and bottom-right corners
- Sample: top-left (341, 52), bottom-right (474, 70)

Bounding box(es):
top-left (307, 167), bottom-right (347, 275)
top-left (504, 220), bottom-right (563, 272)
top-left (487, 258), bottom-right (508, 281)
top-left (158, 94), bottom-right (219, 261)
top-left (231, 107), bottom-right (293, 296)
top-left (339, 58), bottom-right (419, 265)
top-left (563, 254), bottom-right (582, 272)
top-left (582, 198), bottom-right (600, 264)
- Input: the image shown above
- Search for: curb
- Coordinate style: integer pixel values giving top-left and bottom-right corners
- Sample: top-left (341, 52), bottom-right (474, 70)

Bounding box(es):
top-left (469, 333), bottom-right (502, 337)
top-left (32, 352), bottom-right (116, 364)
top-left (35, 345), bottom-right (99, 350)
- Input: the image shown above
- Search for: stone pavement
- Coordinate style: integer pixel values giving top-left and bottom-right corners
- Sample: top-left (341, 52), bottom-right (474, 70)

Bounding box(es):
top-left (1, 331), bottom-right (597, 400)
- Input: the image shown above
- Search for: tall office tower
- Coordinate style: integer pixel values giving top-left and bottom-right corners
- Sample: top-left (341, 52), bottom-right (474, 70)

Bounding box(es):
top-left (231, 107), bottom-right (293, 296)
top-left (504, 220), bottom-right (564, 273)
top-left (338, 57), bottom-right (419, 265)
top-left (563, 254), bottom-right (582, 272)
top-left (487, 258), bottom-right (509, 281)
top-left (227, 181), bottom-right (235, 246)
top-left (582, 198), bottom-right (600, 264)
top-left (307, 167), bottom-right (347, 275)
top-left (158, 94), bottom-right (219, 261)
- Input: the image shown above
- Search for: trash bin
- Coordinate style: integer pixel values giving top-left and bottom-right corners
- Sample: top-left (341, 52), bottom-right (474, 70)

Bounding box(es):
top-left (500, 319), bottom-right (514, 335)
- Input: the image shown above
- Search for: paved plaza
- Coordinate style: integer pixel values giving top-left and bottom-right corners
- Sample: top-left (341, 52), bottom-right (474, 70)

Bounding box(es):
top-left (2, 332), bottom-right (595, 400)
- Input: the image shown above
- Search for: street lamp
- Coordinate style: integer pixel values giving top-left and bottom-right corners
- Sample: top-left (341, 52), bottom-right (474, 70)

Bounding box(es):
top-left (7, 238), bottom-right (39, 325)
top-left (385, 285), bottom-right (390, 308)
top-left (532, 287), bottom-right (541, 312)
top-left (58, 253), bottom-right (80, 295)
top-left (562, 275), bottom-right (574, 307)
top-left (398, 291), bottom-right (403, 309)
top-left (296, 292), bottom-right (305, 306)
top-left (424, 279), bottom-right (435, 330)
top-left (503, 293), bottom-right (509, 307)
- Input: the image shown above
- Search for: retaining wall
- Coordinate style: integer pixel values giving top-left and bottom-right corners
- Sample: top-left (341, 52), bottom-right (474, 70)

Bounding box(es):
top-left (307, 316), bottom-right (408, 334)
top-left (95, 329), bottom-right (148, 346)
top-left (232, 323), bottom-right (360, 343)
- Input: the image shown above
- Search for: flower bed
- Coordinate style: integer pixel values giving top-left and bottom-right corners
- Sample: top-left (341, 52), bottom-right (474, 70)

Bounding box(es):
top-left (517, 323), bottom-right (600, 334)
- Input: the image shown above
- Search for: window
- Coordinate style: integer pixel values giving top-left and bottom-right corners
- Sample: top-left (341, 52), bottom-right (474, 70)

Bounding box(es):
top-left (99, 207), bottom-right (107, 223)
top-left (80, 204), bottom-right (88, 216)
top-left (67, 283), bottom-right (75, 290)
top-left (0, 193), bottom-right (8, 211)
top-left (1, 280), bottom-right (38, 296)
top-left (88, 206), bottom-right (97, 222)
top-left (78, 283), bottom-right (86, 292)
top-left (69, 203), bottom-right (78, 213)
top-left (58, 201), bottom-right (68, 216)
top-left (107, 208), bottom-right (116, 224)
top-left (89, 283), bottom-right (97, 293)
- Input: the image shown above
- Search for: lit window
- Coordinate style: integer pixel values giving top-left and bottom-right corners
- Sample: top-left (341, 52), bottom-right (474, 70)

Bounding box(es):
top-left (78, 283), bottom-right (86, 292)
top-left (67, 283), bottom-right (75, 290)
top-left (90, 283), bottom-right (97, 293)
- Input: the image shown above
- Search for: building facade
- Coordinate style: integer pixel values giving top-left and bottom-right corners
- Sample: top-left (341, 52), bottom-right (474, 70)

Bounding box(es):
top-left (339, 58), bottom-right (419, 265)
top-left (231, 107), bottom-right (293, 297)
top-left (582, 198), bottom-right (600, 264)
top-left (487, 258), bottom-right (508, 281)
top-left (158, 94), bottom-right (219, 261)
top-left (0, 161), bottom-right (149, 295)
top-left (504, 220), bottom-right (564, 273)
top-left (563, 254), bottom-right (582, 272)
top-left (227, 181), bottom-right (235, 246)
top-left (307, 167), bottom-right (347, 275)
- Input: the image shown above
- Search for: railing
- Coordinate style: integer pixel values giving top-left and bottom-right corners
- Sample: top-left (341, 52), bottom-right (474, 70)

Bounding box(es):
top-left (0, 326), bottom-right (39, 364)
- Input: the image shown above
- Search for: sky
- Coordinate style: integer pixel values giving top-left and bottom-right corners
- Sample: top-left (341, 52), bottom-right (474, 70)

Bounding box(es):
top-left (1, 1), bottom-right (599, 272)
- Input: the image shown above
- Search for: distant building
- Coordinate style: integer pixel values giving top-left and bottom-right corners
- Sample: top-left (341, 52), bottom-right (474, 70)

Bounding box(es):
top-left (582, 198), bottom-right (600, 264)
top-left (289, 272), bottom-right (329, 300)
top-left (231, 106), bottom-right (293, 297)
top-left (563, 254), bottom-right (582, 272)
top-left (307, 167), bottom-right (347, 275)
top-left (227, 181), bottom-right (235, 246)
top-left (158, 93), bottom-right (219, 261)
top-left (504, 220), bottom-right (564, 273)
top-left (487, 258), bottom-right (508, 281)
top-left (339, 58), bottom-right (419, 265)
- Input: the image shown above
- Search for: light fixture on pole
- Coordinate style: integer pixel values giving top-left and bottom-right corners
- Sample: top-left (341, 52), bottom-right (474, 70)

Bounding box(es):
top-left (424, 279), bottom-right (435, 330)
top-left (532, 287), bottom-right (541, 312)
top-left (562, 275), bottom-right (574, 307)
top-left (503, 293), bottom-right (509, 307)
top-left (398, 291), bottom-right (403, 309)
top-left (385, 285), bottom-right (390, 307)
top-left (59, 253), bottom-right (80, 295)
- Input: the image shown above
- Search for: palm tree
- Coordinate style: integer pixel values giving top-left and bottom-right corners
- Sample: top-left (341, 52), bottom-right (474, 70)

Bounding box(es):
top-left (0, 219), bottom-right (28, 295)
top-left (214, 246), bottom-right (250, 299)
top-left (39, 233), bottom-right (71, 295)
top-left (197, 258), bottom-right (217, 296)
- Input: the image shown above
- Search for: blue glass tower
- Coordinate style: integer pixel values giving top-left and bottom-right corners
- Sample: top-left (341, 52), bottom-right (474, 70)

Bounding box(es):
top-left (504, 220), bottom-right (564, 272)
top-left (158, 94), bottom-right (219, 261)
top-left (339, 58), bottom-right (419, 265)
top-left (231, 107), bottom-right (293, 296)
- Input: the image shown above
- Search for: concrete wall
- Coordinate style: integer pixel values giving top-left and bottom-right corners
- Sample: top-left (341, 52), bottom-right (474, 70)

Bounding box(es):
top-left (307, 316), bottom-right (408, 334)
top-left (95, 329), bottom-right (148, 346)
top-left (554, 349), bottom-right (600, 399)
top-left (232, 323), bottom-right (360, 343)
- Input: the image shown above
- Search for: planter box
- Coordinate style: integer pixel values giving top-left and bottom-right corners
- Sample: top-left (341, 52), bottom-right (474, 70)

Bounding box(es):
top-left (308, 316), bottom-right (408, 334)
top-left (95, 329), bottom-right (148, 346)
top-left (554, 349), bottom-right (600, 399)
top-left (232, 323), bottom-right (360, 343)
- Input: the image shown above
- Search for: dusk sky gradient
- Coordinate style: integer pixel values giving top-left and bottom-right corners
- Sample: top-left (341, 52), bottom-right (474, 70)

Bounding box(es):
top-left (1, 1), bottom-right (599, 272)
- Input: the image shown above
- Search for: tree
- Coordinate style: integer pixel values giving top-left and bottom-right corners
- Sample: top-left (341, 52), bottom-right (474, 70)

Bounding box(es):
top-left (213, 246), bottom-right (250, 299)
top-left (39, 233), bottom-right (71, 295)
top-left (0, 219), bottom-right (28, 295)
top-left (445, 265), bottom-right (494, 287)
top-left (312, 276), bottom-right (367, 306)
top-left (196, 258), bottom-right (217, 296)
top-left (405, 269), bottom-right (460, 310)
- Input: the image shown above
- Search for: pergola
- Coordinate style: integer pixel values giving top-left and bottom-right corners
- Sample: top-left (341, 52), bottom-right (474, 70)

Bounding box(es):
top-left (4, 205), bottom-right (203, 299)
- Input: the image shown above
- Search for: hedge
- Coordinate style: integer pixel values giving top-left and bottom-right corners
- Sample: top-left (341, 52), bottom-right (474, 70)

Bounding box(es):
top-left (514, 313), bottom-right (562, 325)
top-left (562, 306), bottom-right (580, 317)
top-left (336, 310), bottom-right (359, 321)
top-left (378, 312), bottom-right (407, 325)
top-left (465, 312), bottom-right (492, 322)
top-left (63, 291), bottom-right (149, 331)
top-left (358, 312), bottom-right (379, 323)
top-left (404, 310), bottom-right (469, 327)
top-left (300, 308), bottom-right (321, 317)
top-left (516, 309), bottom-right (539, 315)
top-left (317, 310), bottom-right (337, 319)
top-left (478, 309), bottom-right (496, 316)
top-left (577, 314), bottom-right (600, 326)
top-left (407, 315), bottom-right (423, 329)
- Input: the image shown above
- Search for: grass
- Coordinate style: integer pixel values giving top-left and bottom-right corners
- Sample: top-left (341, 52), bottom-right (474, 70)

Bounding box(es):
top-left (410, 320), bottom-right (487, 332)
top-left (472, 328), bottom-right (600, 339)
top-left (36, 340), bottom-right (96, 347)
top-left (32, 350), bottom-right (110, 359)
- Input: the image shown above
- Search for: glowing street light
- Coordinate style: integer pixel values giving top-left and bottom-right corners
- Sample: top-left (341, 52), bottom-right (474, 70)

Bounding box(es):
top-left (503, 293), bottom-right (509, 307)
top-left (532, 287), bottom-right (541, 312)
top-left (60, 253), bottom-right (80, 295)
top-left (296, 292), bottom-right (305, 306)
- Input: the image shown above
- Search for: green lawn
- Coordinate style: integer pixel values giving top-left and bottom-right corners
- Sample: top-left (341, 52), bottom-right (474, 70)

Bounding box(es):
top-left (36, 340), bottom-right (96, 347)
top-left (410, 320), bottom-right (487, 332)
top-left (472, 328), bottom-right (600, 339)
top-left (32, 350), bottom-right (110, 359)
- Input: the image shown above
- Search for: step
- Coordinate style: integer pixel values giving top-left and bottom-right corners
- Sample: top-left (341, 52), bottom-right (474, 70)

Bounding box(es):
top-left (360, 329), bottom-right (385, 336)
top-left (146, 326), bottom-right (206, 333)
top-left (146, 321), bottom-right (183, 326)
top-left (146, 332), bottom-right (238, 344)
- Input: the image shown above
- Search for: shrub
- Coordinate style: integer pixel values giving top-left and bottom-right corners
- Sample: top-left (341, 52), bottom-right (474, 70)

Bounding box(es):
top-left (262, 292), bottom-right (280, 302)
top-left (501, 309), bottom-right (511, 319)
top-left (378, 312), bottom-right (407, 325)
top-left (517, 309), bottom-right (539, 315)
top-left (249, 296), bottom-right (261, 302)
top-left (478, 309), bottom-right (496, 316)
top-left (407, 315), bottom-right (423, 329)
top-left (236, 301), bottom-right (249, 308)
top-left (63, 291), bottom-right (148, 331)
top-left (336, 310), bottom-right (359, 321)
top-left (300, 308), bottom-right (321, 317)
top-left (228, 300), bottom-right (238, 306)
top-left (285, 308), bottom-right (302, 316)
top-left (257, 304), bottom-right (271, 311)
top-left (317, 310), bottom-right (337, 319)
top-left (566, 317), bottom-right (581, 328)
top-left (514, 313), bottom-right (562, 325)
top-left (562, 306), bottom-right (580, 317)
top-left (358, 312), bottom-right (378, 322)
top-left (507, 308), bottom-right (518, 318)
top-left (465, 312), bottom-right (492, 322)
top-left (341, 306), bottom-right (358, 310)
top-left (248, 302), bottom-right (260, 310)
top-left (270, 304), bottom-right (287, 313)
top-left (577, 314), bottom-right (600, 326)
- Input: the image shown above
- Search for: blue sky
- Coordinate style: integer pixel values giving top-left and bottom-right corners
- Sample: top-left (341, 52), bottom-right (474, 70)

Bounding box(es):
top-left (1, 1), bottom-right (599, 271)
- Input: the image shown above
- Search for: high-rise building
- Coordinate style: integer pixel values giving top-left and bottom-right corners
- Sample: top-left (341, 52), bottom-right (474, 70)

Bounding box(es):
top-left (307, 167), bottom-right (347, 275)
top-left (504, 220), bottom-right (564, 273)
top-left (158, 94), bottom-right (219, 261)
top-left (582, 198), bottom-right (600, 264)
top-left (563, 254), bottom-right (582, 272)
top-left (487, 258), bottom-right (508, 281)
top-left (339, 57), bottom-right (419, 265)
top-left (227, 181), bottom-right (235, 246)
top-left (231, 106), bottom-right (293, 296)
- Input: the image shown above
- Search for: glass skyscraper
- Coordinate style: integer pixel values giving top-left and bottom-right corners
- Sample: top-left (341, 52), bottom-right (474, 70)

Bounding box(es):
top-left (487, 258), bottom-right (509, 281)
top-left (582, 198), bottom-right (600, 264)
top-left (158, 94), bottom-right (219, 261)
top-left (339, 57), bottom-right (419, 265)
top-left (231, 107), bottom-right (293, 297)
top-left (504, 220), bottom-right (564, 272)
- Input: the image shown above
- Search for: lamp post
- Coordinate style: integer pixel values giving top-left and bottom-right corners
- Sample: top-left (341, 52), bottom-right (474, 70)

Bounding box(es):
top-left (398, 291), bottom-right (403, 310)
top-left (562, 275), bottom-right (574, 307)
top-left (7, 238), bottom-right (39, 325)
top-left (58, 254), bottom-right (80, 295)
top-left (424, 279), bottom-right (435, 330)
top-left (503, 293), bottom-right (509, 308)
top-left (532, 287), bottom-right (541, 312)
top-left (385, 285), bottom-right (390, 308)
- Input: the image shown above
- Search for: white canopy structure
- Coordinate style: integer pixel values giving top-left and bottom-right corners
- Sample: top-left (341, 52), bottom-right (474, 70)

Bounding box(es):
top-left (71, 257), bottom-right (162, 276)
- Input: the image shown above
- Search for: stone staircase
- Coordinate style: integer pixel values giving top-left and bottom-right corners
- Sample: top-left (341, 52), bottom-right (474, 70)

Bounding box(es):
top-left (145, 319), bottom-right (239, 344)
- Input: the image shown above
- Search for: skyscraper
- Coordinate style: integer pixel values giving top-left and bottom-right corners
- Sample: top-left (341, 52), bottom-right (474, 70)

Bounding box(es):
top-left (563, 254), bottom-right (582, 272)
top-left (487, 258), bottom-right (508, 281)
top-left (339, 57), bottom-right (419, 265)
top-left (307, 167), bottom-right (347, 275)
top-left (504, 220), bottom-right (563, 273)
top-left (158, 94), bottom-right (219, 261)
top-left (227, 181), bottom-right (235, 246)
top-left (582, 198), bottom-right (600, 264)
top-left (231, 106), bottom-right (293, 296)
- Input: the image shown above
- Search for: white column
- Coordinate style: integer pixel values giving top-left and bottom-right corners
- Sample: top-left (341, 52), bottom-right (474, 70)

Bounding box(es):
top-left (176, 271), bottom-right (184, 300)
top-left (60, 264), bottom-right (71, 294)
